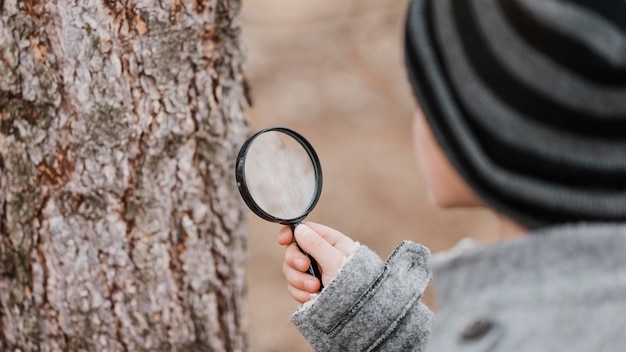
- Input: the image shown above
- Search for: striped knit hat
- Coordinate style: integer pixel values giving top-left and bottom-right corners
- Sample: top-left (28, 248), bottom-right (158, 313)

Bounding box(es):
top-left (404, 0), bottom-right (626, 228)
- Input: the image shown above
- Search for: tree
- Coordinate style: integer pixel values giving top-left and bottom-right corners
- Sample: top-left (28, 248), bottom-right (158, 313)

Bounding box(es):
top-left (0, 0), bottom-right (249, 350)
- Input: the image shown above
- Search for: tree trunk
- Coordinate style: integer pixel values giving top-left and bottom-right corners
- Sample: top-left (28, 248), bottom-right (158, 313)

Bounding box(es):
top-left (0, 0), bottom-right (250, 350)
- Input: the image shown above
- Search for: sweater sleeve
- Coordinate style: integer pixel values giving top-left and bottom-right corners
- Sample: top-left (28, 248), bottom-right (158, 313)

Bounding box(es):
top-left (291, 241), bottom-right (434, 352)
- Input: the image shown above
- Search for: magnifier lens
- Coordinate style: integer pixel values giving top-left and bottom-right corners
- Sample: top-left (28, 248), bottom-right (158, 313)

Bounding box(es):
top-left (243, 131), bottom-right (317, 221)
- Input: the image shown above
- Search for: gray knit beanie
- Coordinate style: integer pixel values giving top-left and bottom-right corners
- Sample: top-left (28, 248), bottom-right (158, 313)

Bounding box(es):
top-left (404, 0), bottom-right (626, 228)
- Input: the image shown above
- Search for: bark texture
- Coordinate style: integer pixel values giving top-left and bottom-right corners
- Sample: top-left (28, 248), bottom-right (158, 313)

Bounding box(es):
top-left (0, 0), bottom-right (250, 350)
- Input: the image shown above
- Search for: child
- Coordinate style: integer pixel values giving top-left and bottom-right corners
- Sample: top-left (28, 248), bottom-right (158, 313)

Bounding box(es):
top-left (279, 0), bottom-right (626, 350)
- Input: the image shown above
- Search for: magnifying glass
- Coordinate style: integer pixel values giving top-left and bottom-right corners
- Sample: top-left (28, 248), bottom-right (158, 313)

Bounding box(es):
top-left (235, 127), bottom-right (324, 287)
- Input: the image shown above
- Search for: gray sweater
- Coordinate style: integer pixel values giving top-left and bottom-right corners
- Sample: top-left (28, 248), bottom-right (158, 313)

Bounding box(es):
top-left (292, 223), bottom-right (626, 351)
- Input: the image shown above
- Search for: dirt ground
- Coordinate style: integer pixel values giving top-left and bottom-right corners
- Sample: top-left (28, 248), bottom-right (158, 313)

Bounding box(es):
top-left (241, 1), bottom-right (500, 351)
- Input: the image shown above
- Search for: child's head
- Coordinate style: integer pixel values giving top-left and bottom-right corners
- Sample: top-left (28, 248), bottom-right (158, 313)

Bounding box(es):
top-left (405, 0), bottom-right (626, 229)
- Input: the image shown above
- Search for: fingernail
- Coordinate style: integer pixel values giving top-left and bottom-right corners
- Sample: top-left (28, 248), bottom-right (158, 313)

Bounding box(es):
top-left (304, 279), bottom-right (317, 291)
top-left (295, 258), bottom-right (306, 270)
top-left (296, 224), bottom-right (311, 239)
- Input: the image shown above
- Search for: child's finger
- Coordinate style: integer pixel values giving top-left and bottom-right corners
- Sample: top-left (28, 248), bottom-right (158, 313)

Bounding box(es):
top-left (282, 262), bottom-right (320, 293)
top-left (284, 242), bottom-right (310, 272)
top-left (303, 221), bottom-right (355, 255)
top-left (278, 225), bottom-right (294, 245)
top-left (287, 284), bottom-right (316, 304)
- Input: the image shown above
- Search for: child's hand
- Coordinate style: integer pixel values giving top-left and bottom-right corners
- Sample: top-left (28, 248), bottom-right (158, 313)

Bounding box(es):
top-left (278, 222), bottom-right (356, 303)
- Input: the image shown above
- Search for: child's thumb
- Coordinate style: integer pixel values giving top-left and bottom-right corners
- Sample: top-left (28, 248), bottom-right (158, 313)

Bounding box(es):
top-left (294, 224), bottom-right (341, 273)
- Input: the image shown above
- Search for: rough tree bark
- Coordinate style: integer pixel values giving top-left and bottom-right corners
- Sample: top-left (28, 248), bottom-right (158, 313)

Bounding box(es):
top-left (0, 0), bottom-right (250, 350)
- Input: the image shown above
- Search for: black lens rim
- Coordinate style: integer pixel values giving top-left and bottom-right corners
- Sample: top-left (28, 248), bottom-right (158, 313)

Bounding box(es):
top-left (235, 126), bottom-right (323, 225)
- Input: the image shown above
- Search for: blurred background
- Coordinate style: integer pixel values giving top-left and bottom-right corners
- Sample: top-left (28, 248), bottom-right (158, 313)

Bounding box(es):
top-left (241, 0), bottom-right (499, 350)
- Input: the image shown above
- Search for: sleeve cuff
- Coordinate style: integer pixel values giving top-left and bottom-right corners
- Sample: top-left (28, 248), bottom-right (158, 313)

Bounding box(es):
top-left (291, 241), bottom-right (432, 351)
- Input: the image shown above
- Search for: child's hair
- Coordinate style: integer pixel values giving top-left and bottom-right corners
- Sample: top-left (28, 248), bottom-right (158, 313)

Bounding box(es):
top-left (404, 0), bottom-right (626, 228)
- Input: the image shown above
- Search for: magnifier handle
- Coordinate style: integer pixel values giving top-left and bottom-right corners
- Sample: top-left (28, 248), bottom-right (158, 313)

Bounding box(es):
top-left (290, 223), bottom-right (324, 290)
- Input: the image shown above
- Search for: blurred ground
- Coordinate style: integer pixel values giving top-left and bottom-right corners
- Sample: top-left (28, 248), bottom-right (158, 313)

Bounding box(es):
top-left (241, 1), bottom-right (500, 351)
